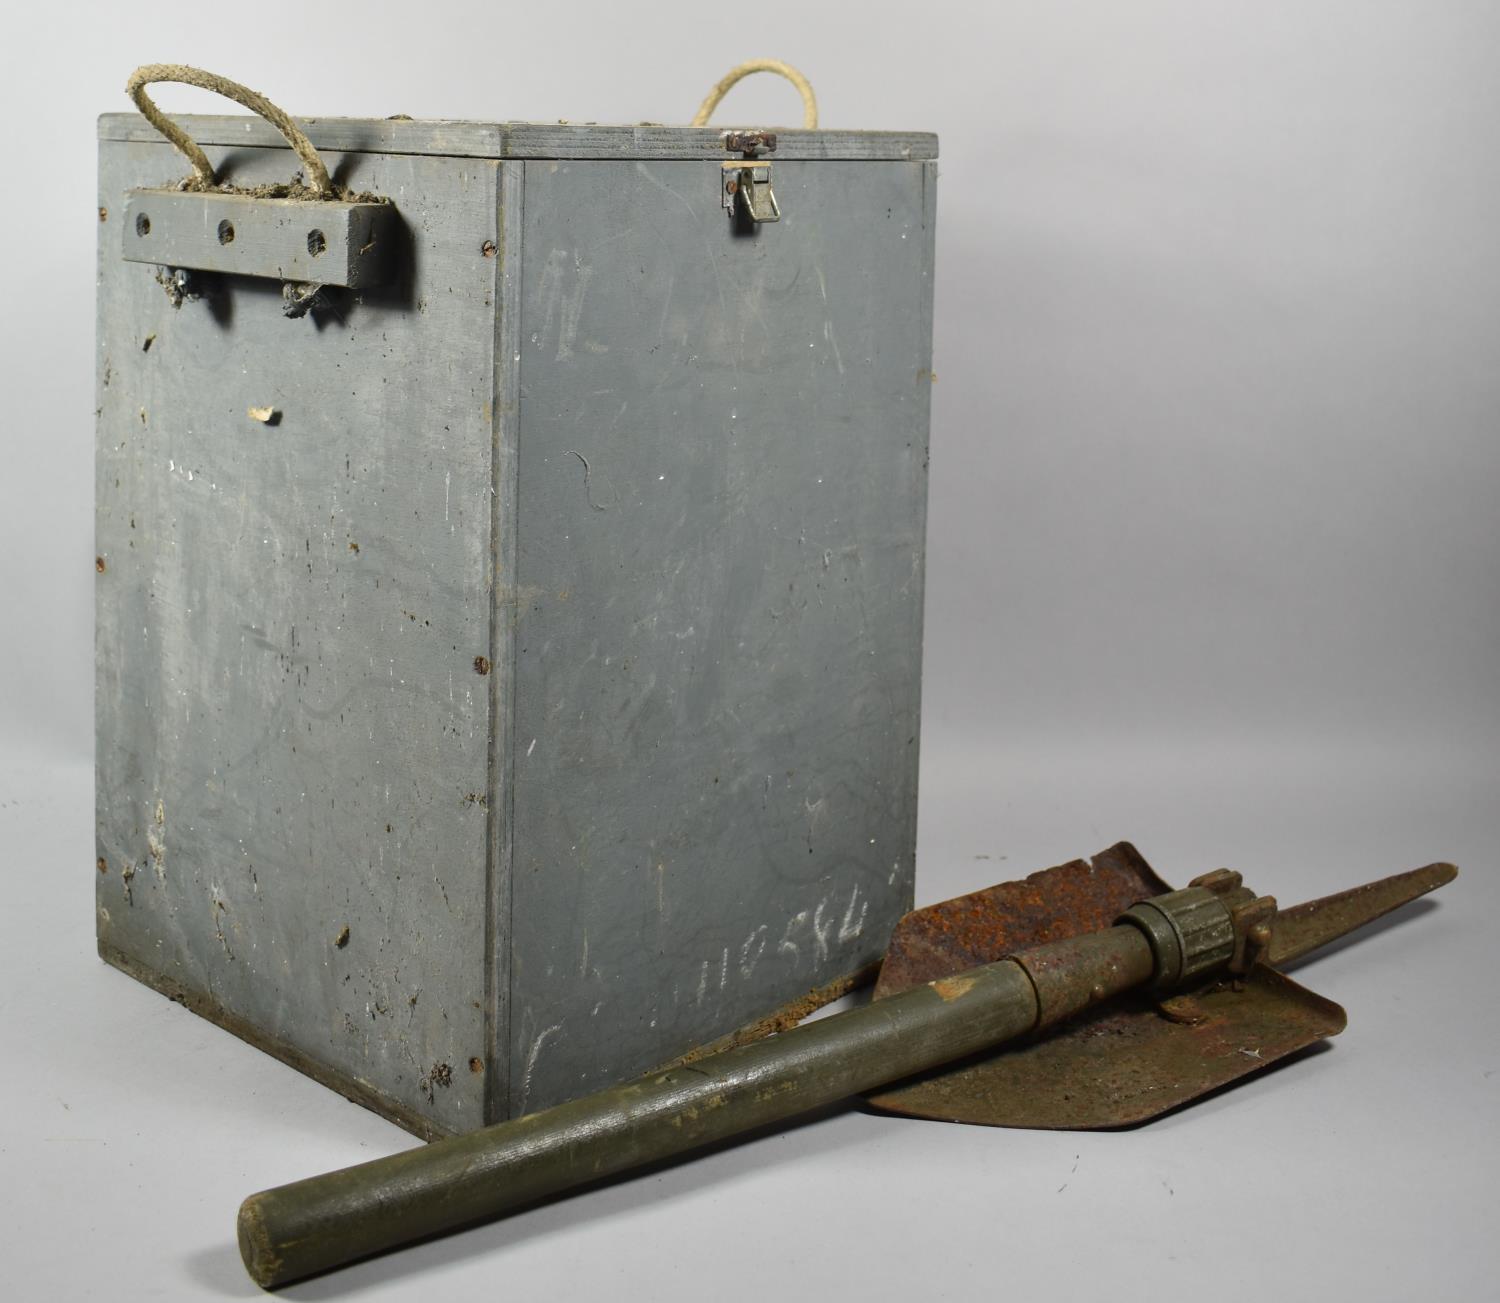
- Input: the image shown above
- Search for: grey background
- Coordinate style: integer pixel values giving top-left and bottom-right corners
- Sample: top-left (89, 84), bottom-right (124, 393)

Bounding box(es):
top-left (1, 1), bottom-right (1495, 1299)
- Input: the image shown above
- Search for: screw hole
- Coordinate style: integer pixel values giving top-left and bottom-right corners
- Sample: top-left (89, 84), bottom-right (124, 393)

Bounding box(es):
top-left (135, 213), bottom-right (151, 237)
top-left (217, 219), bottom-right (235, 245)
top-left (307, 229), bottom-right (327, 257)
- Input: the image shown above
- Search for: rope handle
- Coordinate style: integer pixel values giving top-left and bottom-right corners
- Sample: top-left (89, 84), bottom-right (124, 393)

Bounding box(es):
top-left (125, 64), bottom-right (334, 198)
top-left (691, 59), bottom-right (818, 130)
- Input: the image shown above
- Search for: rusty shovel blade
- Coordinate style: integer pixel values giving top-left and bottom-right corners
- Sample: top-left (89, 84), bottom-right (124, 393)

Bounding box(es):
top-left (866, 847), bottom-right (1456, 1130)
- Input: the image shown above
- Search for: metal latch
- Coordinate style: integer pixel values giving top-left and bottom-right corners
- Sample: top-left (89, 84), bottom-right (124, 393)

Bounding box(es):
top-left (723, 163), bottom-right (780, 223)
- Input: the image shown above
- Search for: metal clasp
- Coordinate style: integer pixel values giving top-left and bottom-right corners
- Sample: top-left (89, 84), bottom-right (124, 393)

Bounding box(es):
top-left (723, 163), bottom-right (780, 223)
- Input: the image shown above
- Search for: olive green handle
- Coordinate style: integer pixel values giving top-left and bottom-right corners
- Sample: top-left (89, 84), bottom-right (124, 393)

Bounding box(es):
top-left (240, 926), bottom-right (1154, 1287)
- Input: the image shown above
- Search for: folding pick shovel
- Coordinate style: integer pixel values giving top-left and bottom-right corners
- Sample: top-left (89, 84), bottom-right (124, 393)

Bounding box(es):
top-left (238, 841), bottom-right (1455, 1288)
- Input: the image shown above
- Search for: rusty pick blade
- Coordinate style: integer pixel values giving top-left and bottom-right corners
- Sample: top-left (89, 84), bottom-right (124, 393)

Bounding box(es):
top-left (1267, 861), bottom-right (1458, 967)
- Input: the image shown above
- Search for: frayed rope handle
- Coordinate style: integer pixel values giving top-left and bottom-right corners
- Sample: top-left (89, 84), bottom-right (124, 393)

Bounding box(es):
top-left (126, 60), bottom-right (815, 193)
top-left (691, 60), bottom-right (818, 130)
top-left (125, 64), bottom-right (334, 198)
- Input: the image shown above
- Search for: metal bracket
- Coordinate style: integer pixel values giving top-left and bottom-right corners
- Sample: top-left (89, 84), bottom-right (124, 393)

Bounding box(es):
top-left (121, 189), bottom-right (397, 290)
top-left (1187, 869), bottom-right (1277, 985)
top-left (722, 130), bottom-right (778, 156)
top-left (1120, 869), bottom-right (1276, 993)
top-left (722, 163), bottom-right (780, 223)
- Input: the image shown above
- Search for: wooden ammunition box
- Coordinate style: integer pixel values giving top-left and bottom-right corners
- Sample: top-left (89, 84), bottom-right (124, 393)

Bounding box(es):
top-left (95, 111), bottom-right (937, 1137)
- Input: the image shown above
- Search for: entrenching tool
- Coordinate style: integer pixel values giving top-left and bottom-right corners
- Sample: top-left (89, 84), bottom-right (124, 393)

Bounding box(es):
top-left (237, 842), bottom-right (1455, 1288)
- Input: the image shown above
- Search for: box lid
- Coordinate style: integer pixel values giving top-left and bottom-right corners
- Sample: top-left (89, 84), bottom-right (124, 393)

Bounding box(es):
top-left (97, 114), bottom-right (938, 161)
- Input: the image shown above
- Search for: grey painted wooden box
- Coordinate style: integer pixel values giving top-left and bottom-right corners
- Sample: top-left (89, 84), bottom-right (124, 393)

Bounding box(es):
top-left (94, 113), bottom-right (937, 1138)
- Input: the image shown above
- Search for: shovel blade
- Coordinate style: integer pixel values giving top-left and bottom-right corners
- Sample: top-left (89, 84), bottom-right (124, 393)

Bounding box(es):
top-left (872, 841), bottom-right (1171, 1000)
top-left (866, 966), bottom-right (1345, 1129)
top-left (866, 842), bottom-right (1354, 1129)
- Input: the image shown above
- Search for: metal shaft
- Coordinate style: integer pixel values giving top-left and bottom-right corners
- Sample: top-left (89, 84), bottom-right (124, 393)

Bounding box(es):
top-left (240, 926), bottom-right (1154, 1287)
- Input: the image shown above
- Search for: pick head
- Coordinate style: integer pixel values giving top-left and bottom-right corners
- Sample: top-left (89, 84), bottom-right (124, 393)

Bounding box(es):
top-left (1267, 861), bottom-right (1457, 967)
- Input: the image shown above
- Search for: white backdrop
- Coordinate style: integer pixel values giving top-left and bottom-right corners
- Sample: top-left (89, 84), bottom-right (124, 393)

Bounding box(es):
top-left (0, 2), bottom-right (1495, 1299)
